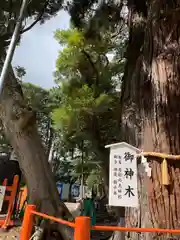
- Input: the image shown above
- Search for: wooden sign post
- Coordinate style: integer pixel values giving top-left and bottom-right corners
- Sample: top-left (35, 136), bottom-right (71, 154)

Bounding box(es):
top-left (105, 142), bottom-right (140, 239)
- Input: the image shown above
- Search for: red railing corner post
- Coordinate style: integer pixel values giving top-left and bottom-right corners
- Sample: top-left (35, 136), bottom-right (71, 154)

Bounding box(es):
top-left (20, 204), bottom-right (36, 240)
top-left (74, 216), bottom-right (91, 240)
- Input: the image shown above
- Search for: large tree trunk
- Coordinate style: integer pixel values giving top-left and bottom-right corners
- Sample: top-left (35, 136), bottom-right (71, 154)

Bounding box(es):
top-left (121, 0), bottom-right (180, 239)
top-left (141, 0), bottom-right (180, 238)
top-left (0, 55), bottom-right (73, 239)
top-left (119, 1), bottom-right (153, 240)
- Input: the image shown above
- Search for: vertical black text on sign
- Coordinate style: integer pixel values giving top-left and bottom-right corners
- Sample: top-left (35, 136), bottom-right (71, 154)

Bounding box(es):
top-left (124, 152), bottom-right (135, 198)
top-left (125, 185), bottom-right (135, 197)
top-left (124, 168), bottom-right (134, 179)
top-left (114, 154), bottom-right (122, 164)
top-left (113, 154), bottom-right (122, 198)
top-left (124, 152), bottom-right (134, 163)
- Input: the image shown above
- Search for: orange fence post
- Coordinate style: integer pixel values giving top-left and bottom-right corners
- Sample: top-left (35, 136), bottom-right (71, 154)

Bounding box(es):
top-left (0, 175), bottom-right (19, 228)
top-left (20, 204), bottom-right (36, 240)
top-left (74, 216), bottom-right (91, 240)
top-left (2, 175), bottom-right (19, 228)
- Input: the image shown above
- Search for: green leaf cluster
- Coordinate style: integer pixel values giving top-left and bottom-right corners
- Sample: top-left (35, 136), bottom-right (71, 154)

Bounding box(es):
top-left (51, 25), bottom-right (126, 187)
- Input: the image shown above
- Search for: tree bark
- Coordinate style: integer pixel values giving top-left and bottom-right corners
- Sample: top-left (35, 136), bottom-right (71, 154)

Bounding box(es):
top-left (0, 55), bottom-right (73, 239)
top-left (118, 1), bottom-right (153, 240)
top-left (121, 0), bottom-right (180, 239)
top-left (141, 1), bottom-right (180, 239)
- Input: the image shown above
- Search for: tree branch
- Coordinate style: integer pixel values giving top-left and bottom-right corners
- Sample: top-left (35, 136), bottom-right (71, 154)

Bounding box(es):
top-left (81, 49), bottom-right (99, 86)
top-left (20, 14), bottom-right (44, 34)
top-left (2, 0), bottom-right (50, 41)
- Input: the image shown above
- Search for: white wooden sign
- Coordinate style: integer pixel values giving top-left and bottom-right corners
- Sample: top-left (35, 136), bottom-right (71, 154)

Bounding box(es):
top-left (105, 142), bottom-right (140, 208)
top-left (0, 186), bottom-right (6, 211)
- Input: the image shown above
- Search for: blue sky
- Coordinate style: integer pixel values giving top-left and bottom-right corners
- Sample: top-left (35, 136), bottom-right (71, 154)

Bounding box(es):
top-left (12, 10), bottom-right (70, 89)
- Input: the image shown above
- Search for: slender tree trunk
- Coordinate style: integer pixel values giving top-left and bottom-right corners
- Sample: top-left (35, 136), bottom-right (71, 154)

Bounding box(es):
top-left (48, 141), bottom-right (54, 163)
top-left (46, 118), bottom-right (54, 156)
top-left (0, 55), bottom-right (73, 239)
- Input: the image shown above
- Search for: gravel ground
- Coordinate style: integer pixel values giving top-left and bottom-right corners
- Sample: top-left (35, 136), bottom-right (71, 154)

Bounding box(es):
top-left (0, 227), bottom-right (20, 239)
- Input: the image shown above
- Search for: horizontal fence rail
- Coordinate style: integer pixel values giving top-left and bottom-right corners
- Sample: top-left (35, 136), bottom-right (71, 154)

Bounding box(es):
top-left (91, 225), bottom-right (180, 233)
top-left (20, 204), bottom-right (180, 240)
top-left (31, 210), bottom-right (75, 228)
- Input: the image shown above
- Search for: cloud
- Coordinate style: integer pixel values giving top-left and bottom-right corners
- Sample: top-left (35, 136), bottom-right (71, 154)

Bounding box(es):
top-left (12, 10), bottom-right (70, 89)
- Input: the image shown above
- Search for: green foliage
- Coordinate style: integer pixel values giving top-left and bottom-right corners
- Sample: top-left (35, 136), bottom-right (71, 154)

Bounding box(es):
top-left (86, 169), bottom-right (102, 189)
top-left (55, 28), bottom-right (84, 47)
top-left (0, 80), bottom-right (61, 156)
top-left (66, 0), bottom-right (123, 32)
top-left (0, 0), bottom-right (64, 51)
top-left (51, 25), bottom-right (126, 186)
top-left (22, 82), bottom-right (49, 113)
top-left (52, 83), bottom-right (114, 137)
top-left (0, 0), bottom-right (127, 187)
top-left (54, 29), bottom-right (85, 81)
top-left (15, 66), bottom-right (26, 79)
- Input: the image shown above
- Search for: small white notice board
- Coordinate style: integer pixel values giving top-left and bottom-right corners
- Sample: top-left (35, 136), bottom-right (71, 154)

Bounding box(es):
top-left (0, 186), bottom-right (6, 211)
top-left (105, 142), bottom-right (140, 208)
